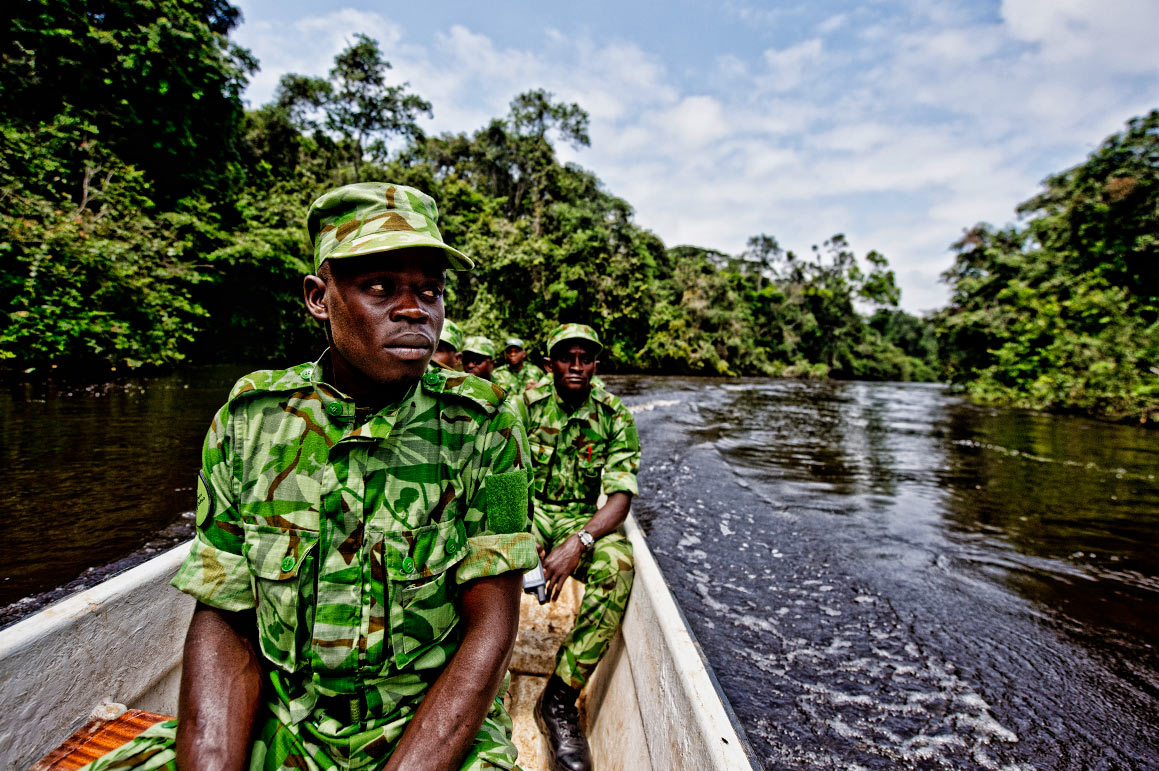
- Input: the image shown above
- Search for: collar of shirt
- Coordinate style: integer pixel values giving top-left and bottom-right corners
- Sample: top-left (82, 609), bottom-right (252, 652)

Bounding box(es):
top-left (302, 349), bottom-right (418, 440)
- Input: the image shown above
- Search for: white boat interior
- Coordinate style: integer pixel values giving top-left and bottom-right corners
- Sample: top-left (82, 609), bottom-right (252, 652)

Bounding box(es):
top-left (0, 515), bottom-right (755, 770)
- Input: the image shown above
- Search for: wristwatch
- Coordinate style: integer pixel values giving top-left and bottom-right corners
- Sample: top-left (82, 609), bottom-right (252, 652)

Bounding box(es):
top-left (577, 530), bottom-right (595, 550)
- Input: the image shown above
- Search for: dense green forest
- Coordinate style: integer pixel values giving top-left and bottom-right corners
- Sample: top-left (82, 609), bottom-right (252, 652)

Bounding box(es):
top-left (936, 111), bottom-right (1159, 423)
top-left (1, 1), bottom-right (1155, 422)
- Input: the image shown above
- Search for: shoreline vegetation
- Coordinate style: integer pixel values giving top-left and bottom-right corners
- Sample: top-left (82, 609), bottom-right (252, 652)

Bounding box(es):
top-left (2, 3), bottom-right (1155, 423)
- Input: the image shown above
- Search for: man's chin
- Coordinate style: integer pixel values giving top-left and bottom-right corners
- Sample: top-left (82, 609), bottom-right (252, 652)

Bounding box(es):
top-left (373, 354), bottom-right (430, 387)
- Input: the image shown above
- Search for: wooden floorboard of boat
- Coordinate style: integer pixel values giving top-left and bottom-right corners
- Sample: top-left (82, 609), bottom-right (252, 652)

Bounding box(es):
top-left (31, 710), bottom-right (172, 771)
top-left (507, 578), bottom-right (585, 771)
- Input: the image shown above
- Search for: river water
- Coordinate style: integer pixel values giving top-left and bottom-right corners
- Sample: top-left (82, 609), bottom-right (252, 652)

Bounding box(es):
top-left (2, 372), bottom-right (1157, 768)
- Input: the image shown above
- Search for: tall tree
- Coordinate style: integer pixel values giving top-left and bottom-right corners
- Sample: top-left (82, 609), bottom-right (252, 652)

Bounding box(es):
top-left (275, 34), bottom-right (431, 181)
top-left (936, 111), bottom-right (1159, 421)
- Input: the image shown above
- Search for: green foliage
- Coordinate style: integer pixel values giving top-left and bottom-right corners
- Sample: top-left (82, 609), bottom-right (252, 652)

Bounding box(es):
top-left (0, 143), bottom-right (206, 370)
top-left (2, 0), bottom-right (254, 206)
top-left (0, 17), bottom-right (937, 388)
top-left (274, 35), bottom-right (431, 182)
top-left (936, 111), bottom-right (1159, 423)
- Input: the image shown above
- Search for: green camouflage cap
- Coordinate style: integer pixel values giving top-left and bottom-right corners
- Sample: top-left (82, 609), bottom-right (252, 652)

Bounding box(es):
top-left (306, 183), bottom-right (473, 273)
top-left (462, 335), bottom-right (497, 358)
top-left (546, 323), bottom-right (603, 356)
top-left (439, 319), bottom-right (465, 352)
top-left (504, 337), bottom-right (525, 350)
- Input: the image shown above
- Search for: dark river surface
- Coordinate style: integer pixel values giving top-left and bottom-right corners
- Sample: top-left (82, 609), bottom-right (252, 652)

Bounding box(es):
top-left (2, 371), bottom-right (1157, 768)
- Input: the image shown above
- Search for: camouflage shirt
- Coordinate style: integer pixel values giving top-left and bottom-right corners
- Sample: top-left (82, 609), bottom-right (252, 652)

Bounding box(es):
top-left (515, 382), bottom-right (639, 515)
top-left (495, 361), bottom-right (547, 393)
top-left (172, 357), bottom-right (536, 734)
top-left (491, 366), bottom-right (519, 395)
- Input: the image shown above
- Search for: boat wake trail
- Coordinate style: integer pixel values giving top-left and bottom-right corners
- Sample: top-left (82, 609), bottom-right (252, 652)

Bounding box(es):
top-left (622, 379), bottom-right (1158, 770)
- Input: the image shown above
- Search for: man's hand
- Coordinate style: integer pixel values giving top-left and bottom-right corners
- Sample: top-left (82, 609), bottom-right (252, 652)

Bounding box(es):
top-left (176, 603), bottom-right (263, 771)
top-left (542, 536), bottom-right (584, 601)
top-left (539, 491), bottom-right (633, 602)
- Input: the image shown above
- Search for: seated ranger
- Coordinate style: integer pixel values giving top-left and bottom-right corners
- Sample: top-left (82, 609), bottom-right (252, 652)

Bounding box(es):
top-left (430, 317), bottom-right (465, 370)
top-left (80, 183), bottom-right (537, 771)
top-left (462, 335), bottom-right (498, 383)
top-left (514, 323), bottom-right (640, 771)
top-left (494, 338), bottom-right (546, 392)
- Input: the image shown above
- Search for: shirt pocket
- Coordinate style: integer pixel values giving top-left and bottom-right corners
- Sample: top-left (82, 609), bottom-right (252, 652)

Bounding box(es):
top-left (577, 446), bottom-right (606, 502)
top-left (374, 517), bottom-right (469, 669)
top-left (242, 523), bottom-right (319, 671)
top-left (528, 437), bottom-right (554, 466)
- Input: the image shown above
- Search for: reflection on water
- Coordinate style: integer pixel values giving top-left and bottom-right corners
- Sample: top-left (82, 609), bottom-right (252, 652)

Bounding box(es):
top-left (619, 376), bottom-right (1158, 769)
top-left (0, 366), bottom-right (252, 620)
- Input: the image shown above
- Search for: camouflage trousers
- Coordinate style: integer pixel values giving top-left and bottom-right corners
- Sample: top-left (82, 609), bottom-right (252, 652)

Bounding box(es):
top-left (532, 501), bottom-right (635, 690)
top-left (75, 692), bottom-right (518, 771)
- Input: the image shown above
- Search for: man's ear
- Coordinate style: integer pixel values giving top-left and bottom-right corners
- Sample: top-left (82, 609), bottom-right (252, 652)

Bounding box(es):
top-left (303, 274), bottom-right (329, 321)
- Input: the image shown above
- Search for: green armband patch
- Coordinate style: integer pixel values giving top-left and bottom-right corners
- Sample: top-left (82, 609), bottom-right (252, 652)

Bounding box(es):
top-left (195, 470), bottom-right (214, 528)
top-left (486, 470), bottom-right (529, 534)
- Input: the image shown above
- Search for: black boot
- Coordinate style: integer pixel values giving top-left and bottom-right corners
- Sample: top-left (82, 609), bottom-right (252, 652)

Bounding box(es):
top-left (535, 675), bottom-right (592, 771)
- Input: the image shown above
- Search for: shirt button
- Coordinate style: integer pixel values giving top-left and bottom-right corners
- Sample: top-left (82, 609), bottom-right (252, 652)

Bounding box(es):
top-left (280, 556), bottom-right (296, 572)
top-left (445, 540), bottom-right (458, 555)
top-left (402, 557), bottom-right (415, 573)
top-left (362, 595), bottom-right (370, 604)
top-left (423, 372), bottom-right (440, 387)
top-left (327, 402), bottom-right (342, 416)
top-left (363, 582), bottom-right (371, 592)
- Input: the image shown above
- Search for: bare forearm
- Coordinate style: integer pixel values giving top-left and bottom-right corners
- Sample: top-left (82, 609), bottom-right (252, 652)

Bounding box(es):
top-left (581, 491), bottom-right (632, 539)
top-left (541, 492), bottom-right (633, 600)
top-left (176, 603), bottom-right (264, 770)
top-left (385, 571), bottom-right (522, 771)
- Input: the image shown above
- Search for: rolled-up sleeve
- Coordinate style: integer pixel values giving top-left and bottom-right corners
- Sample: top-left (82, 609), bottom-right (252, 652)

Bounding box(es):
top-left (601, 402), bottom-right (640, 498)
top-left (171, 403), bottom-right (255, 611)
top-left (455, 402), bottom-right (538, 584)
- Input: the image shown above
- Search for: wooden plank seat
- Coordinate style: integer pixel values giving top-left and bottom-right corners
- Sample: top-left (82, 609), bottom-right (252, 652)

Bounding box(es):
top-left (32, 709), bottom-right (172, 771)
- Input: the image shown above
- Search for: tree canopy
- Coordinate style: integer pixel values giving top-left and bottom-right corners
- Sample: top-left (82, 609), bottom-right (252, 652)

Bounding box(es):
top-left (936, 111), bottom-right (1159, 422)
top-left (2, 5), bottom-right (1153, 423)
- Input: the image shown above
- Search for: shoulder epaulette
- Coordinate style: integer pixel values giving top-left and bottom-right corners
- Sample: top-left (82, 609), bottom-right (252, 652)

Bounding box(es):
top-left (422, 368), bottom-right (504, 413)
top-left (523, 382), bottom-right (553, 406)
top-left (591, 386), bottom-right (625, 412)
top-left (227, 363), bottom-right (314, 402)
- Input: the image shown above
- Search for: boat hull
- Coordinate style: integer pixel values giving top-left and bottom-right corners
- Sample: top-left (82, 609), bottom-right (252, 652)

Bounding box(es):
top-left (0, 516), bottom-right (755, 769)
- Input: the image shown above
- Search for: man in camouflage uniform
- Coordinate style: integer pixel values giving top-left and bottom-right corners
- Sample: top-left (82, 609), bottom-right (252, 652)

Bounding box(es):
top-left (81, 183), bottom-right (536, 771)
top-left (462, 336), bottom-right (499, 384)
top-left (494, 338), bottom-right (546, 392)
top-left (513, 324), bottom-right (639, 771)
top-left (431, 318), bottom-right (465, 370)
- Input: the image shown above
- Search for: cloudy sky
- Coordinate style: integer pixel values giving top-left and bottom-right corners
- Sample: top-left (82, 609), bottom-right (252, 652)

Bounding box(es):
top-left (231, 0), bottom-right (1157, 313)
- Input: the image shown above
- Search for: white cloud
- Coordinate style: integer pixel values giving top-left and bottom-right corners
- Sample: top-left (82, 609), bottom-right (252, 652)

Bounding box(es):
top-left (229, 1), bottom-right (1157, 313)
top-left (760, 39), bottom-right (825, 92)
top-left (1001, 0), bottom-right (1159, 70)
top-left (233, 9), bottom-right (408, 107)
top-left (817, 13), bottom-right (849, 35)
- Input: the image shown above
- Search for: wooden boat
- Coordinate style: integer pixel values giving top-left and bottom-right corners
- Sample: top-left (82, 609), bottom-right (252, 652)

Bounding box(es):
top-left (0, 515), bottom-right (756, 769)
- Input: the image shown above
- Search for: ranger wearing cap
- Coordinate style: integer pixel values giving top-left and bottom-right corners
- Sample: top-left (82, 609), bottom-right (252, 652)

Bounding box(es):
top-left (513, 323), bottom-right (639, 771)
top-left (84, 183), bottom-right (536, 771)
top-left (493, 337), bottom-right (546, 393)
top-left (461, 335), bottom-right (499, 383)
top-left (431, 317), bottom-right (465, 370)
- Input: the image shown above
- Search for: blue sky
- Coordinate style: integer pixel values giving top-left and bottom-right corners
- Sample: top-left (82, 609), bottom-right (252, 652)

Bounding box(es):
top-left (231, 0), bottom-right (1158, 312)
